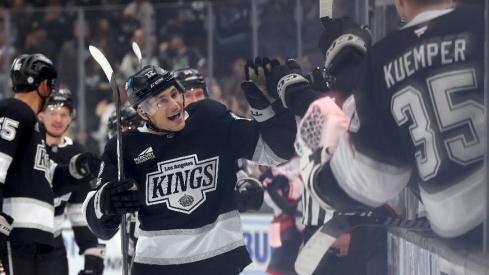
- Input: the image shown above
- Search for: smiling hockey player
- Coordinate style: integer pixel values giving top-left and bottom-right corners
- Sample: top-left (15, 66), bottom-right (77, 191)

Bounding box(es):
top-left (83, 63), bottom-right (296, 274)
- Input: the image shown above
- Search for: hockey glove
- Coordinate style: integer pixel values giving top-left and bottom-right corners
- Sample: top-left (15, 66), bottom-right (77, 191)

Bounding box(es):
top-left (240, 57), bottom-right (283, 122)
top-left (236, 177), bottom-right (264, 212)
top-left (95, 178), bottom-right (143, 217)
top-left (267, 59), bottom-right (309, 108)
top-left (318, 17), bottom-right (371, 75)
top-left (69, 152), bottom-right (102, 180)
top-left (79, 245), bottom-right (105, 275)
top-left (307, 67), bottom-right (336, 93)
top-left (0, 213), bottom-right (13, 255)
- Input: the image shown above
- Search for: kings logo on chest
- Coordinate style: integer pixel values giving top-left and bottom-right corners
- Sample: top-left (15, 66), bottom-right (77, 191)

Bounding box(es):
top-left (145, 154), bottom-right (219, 213)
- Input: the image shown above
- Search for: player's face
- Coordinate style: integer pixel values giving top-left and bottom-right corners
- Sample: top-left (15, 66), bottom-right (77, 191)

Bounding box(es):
top-left (144, 86), bottom-right (185, 132)
top-left (40, 106), bottom-right (72, 137)
top-left (183, 88), bottom-right (206, 107)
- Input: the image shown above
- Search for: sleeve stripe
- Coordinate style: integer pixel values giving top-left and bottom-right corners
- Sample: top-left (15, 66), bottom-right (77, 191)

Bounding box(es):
top-left (252, 134), bottom-right (288, 166)
top-left (0, 152), bottom-right (13, 184)
top-left (330, 134), bottom-right (412, 207)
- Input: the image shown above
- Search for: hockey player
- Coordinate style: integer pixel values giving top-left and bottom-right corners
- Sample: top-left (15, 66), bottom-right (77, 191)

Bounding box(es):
top-left (287, 0), bottom-right (484, 240)
top-left (0, 54), bottom-right (101, 274)
top-left (83, 63), bottom-right (297, 274)
top-left (107, 105), bottom-right (145, 138)
top-left (172, 67), bottom-right (265, 212)
top-left (172, 68), bottom-right (208, 107)
top-left (37, 88), bottom-right (105, 275)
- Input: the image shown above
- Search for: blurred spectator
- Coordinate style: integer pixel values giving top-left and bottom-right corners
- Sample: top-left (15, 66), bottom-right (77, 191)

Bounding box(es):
top-left (120, 28), bottom-right (159, 80)
top-left (42, 0), bottom-right (72, 49)
top-left (23, 21), bottom-right (57, 61)
top-left (259, 0), bottom-right (296, 58)
top-left (196, 58), bottom-right (223, 102)
top-left (222, 58), bottom-right (249, 117)
top-left (123, 0), bottom-right (154, 32)
top-left (158, 31), bottom-right (203, 71)
top-left (0, 26), bottom-right (16, 99)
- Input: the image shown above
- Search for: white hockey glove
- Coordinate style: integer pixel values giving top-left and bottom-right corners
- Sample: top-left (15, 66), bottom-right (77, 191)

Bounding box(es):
top-left (79, 244), bottom-right (106, 275)
top-left (69, 152), bottom-right (102, 180)
top-left (236, 177), bottom-right (264, 212)
top-left (240, 57), bottom-right (284, 122)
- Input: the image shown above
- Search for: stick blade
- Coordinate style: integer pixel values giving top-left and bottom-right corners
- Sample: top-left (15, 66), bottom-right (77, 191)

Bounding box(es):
top-left (89, 45), bottom-right (113, 82)
top-left (132, 42), bottom-right (142, 62)
top-left (295, 226), bottom-right (336, 275)
top-left (319, 0), bottom-right (333, 18)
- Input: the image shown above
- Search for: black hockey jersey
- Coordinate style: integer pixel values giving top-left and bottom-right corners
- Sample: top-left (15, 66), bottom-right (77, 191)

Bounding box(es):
top-left (84, 99), bottom-right (296, 273)
top-left (47, 137), bottom-right (98, 253)
top-left (0, 98), bottom-right (56, 247)
top-left (319, 6), bottom-right (485, 238)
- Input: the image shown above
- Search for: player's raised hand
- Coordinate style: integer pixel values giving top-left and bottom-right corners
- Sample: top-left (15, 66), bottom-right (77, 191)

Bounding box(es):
top-left (241, 57), bottom-right (283, 122)
top-left (266, 59), bottom-right (309, 109)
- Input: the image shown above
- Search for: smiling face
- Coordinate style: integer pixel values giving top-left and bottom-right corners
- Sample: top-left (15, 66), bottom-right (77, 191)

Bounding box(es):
top-left (40, 105), bottom-right (72, 137)
top-left (138, 85), bottom-right (185, 133)
top-left (183, 87), bottom-right (206, 107)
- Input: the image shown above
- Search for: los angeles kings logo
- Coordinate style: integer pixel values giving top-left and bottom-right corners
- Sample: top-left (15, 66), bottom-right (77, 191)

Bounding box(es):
top-left (145, 154), bottom-right (218, 214)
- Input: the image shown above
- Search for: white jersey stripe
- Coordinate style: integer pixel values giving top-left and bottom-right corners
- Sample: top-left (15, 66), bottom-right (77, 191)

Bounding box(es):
top-left (0, 152), bottom-right (13, 184)
top-left (331, 134), bottom-right (412, 207)
top-left (252, 134), bottom-right (288, 166)
top-left (3, 197), bottom-right (54, 233)
top-left (134, 211), bottom-right (245, 265)
top-left (67, 203), bottom-right (88, 227)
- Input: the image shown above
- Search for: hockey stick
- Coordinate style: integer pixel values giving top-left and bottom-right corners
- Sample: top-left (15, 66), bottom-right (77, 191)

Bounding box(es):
top-left (89, 45), bottom-right (133, 275)
top-left (295, 214), bottom-right (431, 275)
top-left (132, 42), bottom-right (143, 70)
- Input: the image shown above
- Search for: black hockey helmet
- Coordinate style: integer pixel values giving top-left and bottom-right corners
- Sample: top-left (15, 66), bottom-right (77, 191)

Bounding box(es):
top-left (172, 68), bottom-right (208, 97)
top-left (47, 88), bottom-right (75, 116)
top-left (10, 54), bottom-right (57, 93)
top-left (107, 106), bottom-right (144, 138)
top-left (126, 65), bottom-right (184, 109)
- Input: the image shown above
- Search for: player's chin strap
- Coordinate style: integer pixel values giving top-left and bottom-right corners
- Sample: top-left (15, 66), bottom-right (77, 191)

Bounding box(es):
top-left (36, 87), bottom-right (51, 114)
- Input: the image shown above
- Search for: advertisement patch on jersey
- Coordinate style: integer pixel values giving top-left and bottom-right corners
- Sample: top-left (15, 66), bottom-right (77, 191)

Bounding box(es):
top-left (145, 154), bottom-right (219, 213)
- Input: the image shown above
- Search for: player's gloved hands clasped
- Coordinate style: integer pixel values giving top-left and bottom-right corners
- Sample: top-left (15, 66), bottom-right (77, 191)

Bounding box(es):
top-left (79, 245), bottom-right (106, 275)
top-left (307, 67), bottom-right (336, 93)
top-left (69, 152), bottom-right (102, 180)
top-left (240, 57), bottom-right (283, 122)
top-left (266, 59), bottom-right (309, 109)
top-left (98, 178), bottom-right (143, 217)
top-left (236, 177), bottom-right (264, 212)
top-left (0, 213), bottom-right (13, 255)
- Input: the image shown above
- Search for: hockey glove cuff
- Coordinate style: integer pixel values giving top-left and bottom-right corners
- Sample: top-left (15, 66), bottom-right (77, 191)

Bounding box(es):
top-left (236, 177), bottom-right (264, 212)
top-left (0, 213), bottom-right (13, 254)
top-left (79, 245), bottom-right (105, 275)
top-left (69, 152), bottom-right (102, 180)
top-left (94, 178), bottom-right (143, 218)
top-left (324, 33), bottom-right (369, 75)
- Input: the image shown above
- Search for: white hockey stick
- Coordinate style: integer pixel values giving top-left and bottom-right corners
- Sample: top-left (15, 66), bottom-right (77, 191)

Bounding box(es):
top-left (295, 214), bottom-right (431, 275)
top-left (132, 42), bottom-right (143, 70)
top-left (89, 45), bottom-right (132, 275)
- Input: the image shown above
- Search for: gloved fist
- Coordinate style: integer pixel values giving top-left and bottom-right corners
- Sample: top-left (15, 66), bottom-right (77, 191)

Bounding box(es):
top-left (236, 178), bottom-right (264, 212)
top-left (0, 213), bottom-right (13, 254)
top-left (69, 152), bottom-right (102, 180)
top-left (97, 178), bottom-right (143, 217)
top-left (318, 17), bottom-right (371, 75)
top-left (240, 57), bottom-right (282, 122)
top-left (267, 59), bottom-right (309, 108)
top-left (79, 247), bottom-right (105, 275)
top-left (307, 67), bottom-right (336, 92)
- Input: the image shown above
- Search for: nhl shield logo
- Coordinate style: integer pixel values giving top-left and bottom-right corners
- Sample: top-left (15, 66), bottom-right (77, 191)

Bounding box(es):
top-left (145, 154), bottom-right (219, 214)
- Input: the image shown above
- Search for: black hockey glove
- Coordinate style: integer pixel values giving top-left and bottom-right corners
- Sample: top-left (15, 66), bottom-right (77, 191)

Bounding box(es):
top-left (69, 152), bottom-right (102, 180)
top-left (307, 67), bottom-right (336, 93)
top-left (240, 57), bottom-right (283, 122)
top-left (266, 59), bottom-right (309, 109)
top-left (0, 213), bottom-right (13, 255)
top-left (318, 17), bottom-right (371, 75)
top-left (97, 178), bottom-right (143, 217)
top-left (79, 245), bottom-right (105, 275)
top-left (236, 177), bottom-right (264, 212)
